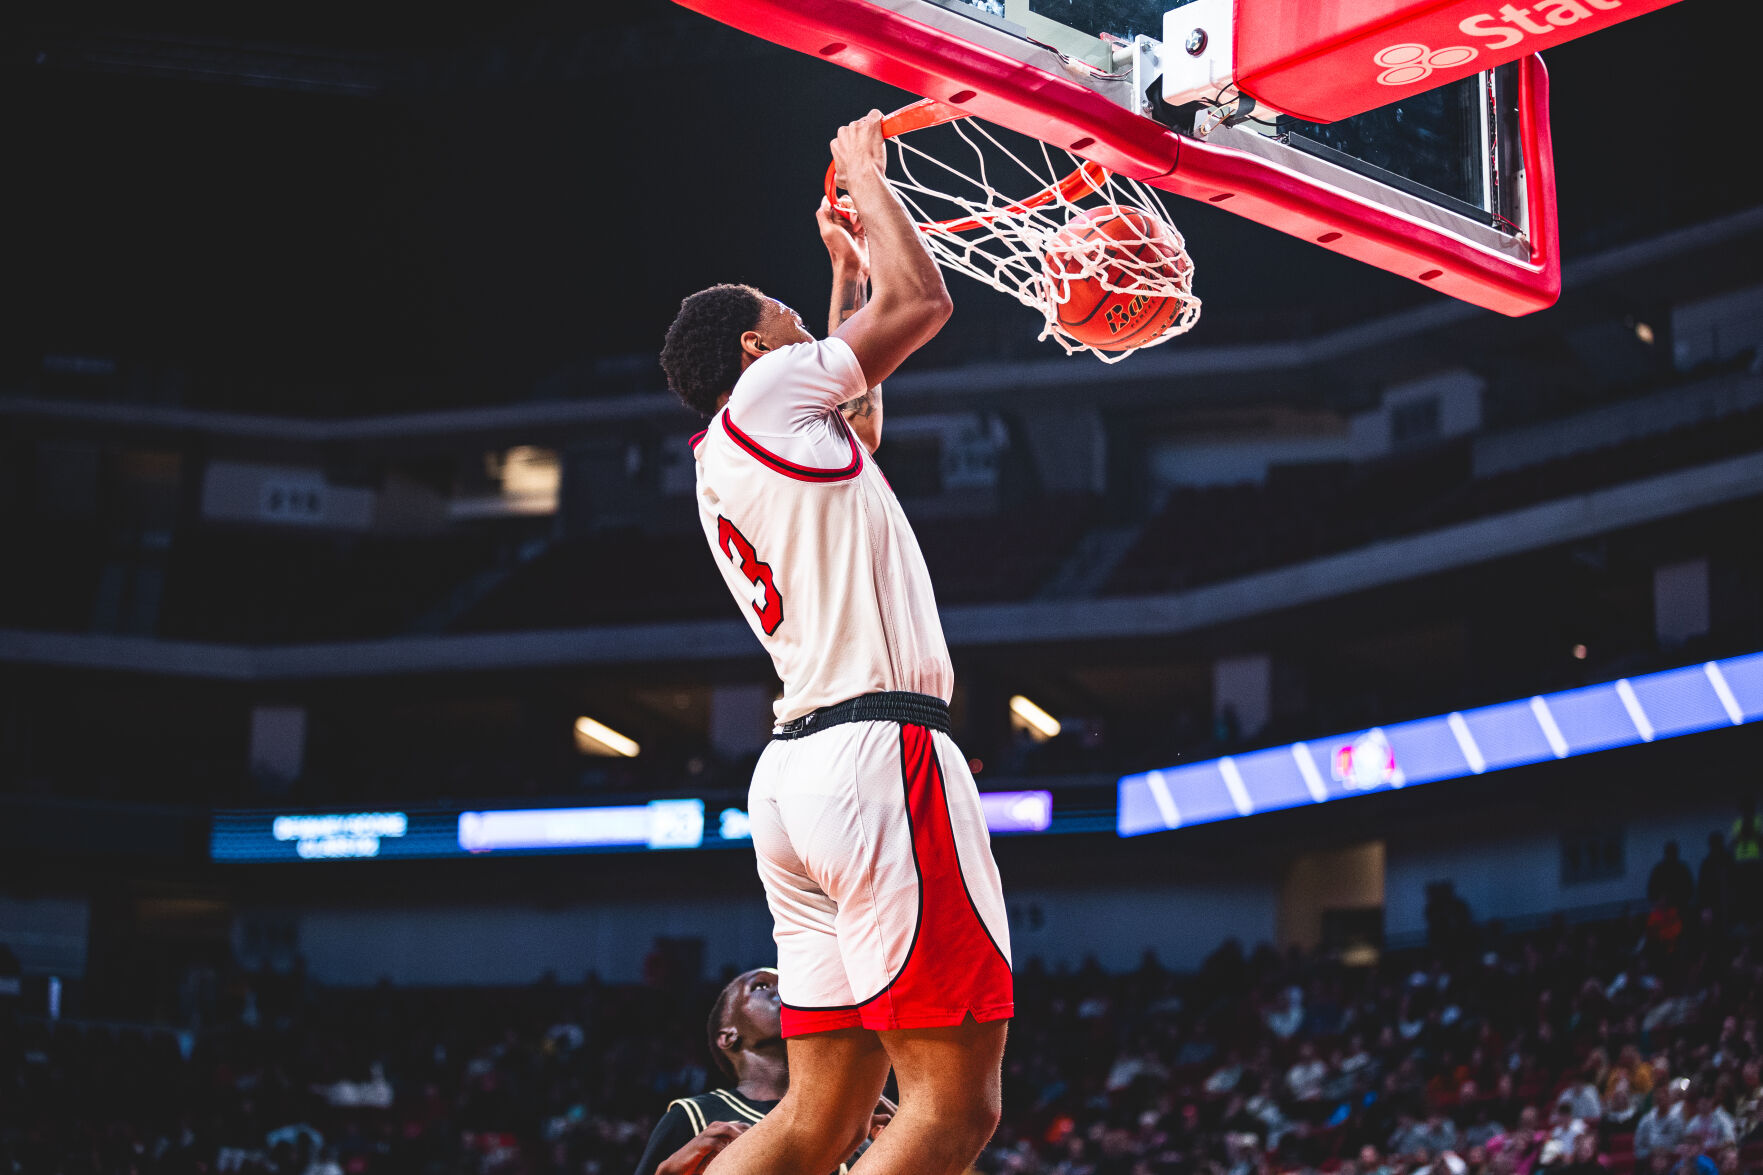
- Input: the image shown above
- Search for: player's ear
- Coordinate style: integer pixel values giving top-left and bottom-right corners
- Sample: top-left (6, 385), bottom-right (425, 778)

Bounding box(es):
top-left (716, 1025), bottom-right (740, 1053)
top-left (740, 330), bottom-right (770, 360)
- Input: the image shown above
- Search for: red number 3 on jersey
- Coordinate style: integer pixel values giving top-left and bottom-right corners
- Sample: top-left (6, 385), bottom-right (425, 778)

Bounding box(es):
top-left (717, 516), bottom-right (784, 635)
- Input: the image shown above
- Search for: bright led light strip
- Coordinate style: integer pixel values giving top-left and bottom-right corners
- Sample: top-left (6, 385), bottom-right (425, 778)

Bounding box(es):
top-left (1117, 650), bottom-right (1763, 838)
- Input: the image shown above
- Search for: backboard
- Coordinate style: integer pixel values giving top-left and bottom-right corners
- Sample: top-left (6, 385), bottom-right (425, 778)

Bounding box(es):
top-left (674, 0), bottom-right (1561, 316)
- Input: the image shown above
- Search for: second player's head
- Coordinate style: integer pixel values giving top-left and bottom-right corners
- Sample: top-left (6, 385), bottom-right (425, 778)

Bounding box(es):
top-left (706, 966), bottom-right (784, 1080)
top-left (661, 284), bottom-right (814, 416)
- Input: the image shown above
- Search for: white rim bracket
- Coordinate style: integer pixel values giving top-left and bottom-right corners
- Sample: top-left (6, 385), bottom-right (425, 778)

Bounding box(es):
top-left (1161, 0), bottom-right (1237, 108)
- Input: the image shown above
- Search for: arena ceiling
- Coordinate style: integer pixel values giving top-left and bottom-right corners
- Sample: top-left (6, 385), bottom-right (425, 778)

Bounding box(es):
top-left (0, 0), bottom-right (1747, 416)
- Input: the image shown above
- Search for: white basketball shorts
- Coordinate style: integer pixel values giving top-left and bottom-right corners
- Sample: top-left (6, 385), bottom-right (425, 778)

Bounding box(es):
top-left (748, 718), bottom-right (1014, 1036)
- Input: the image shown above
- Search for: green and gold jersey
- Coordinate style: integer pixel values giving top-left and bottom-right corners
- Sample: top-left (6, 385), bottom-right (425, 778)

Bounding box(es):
top-left (632, 1088), bottom-right (857, 1175)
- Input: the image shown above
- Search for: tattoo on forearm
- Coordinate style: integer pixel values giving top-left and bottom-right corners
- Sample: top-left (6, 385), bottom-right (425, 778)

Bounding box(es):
top-left (831, 269), bottom-right (879, 433)
top-left (835, 275), bottom-right (866, 324)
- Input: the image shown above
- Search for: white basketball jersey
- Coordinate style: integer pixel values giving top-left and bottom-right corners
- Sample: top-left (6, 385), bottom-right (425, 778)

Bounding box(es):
top-left (694, 338), bottom-right (953, 725)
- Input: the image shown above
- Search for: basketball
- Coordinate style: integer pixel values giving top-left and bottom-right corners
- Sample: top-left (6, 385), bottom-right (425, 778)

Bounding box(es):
top-left (1042, 206), bottom-right (1191, 351)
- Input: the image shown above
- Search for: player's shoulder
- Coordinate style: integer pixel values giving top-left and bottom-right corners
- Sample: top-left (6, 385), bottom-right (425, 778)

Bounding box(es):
top-left (768, 335), bottom-right (858, 370)
top-left (668, 1088), bottom-right (770, 1130)
top-left (730, 337), bottom-right (861, 399)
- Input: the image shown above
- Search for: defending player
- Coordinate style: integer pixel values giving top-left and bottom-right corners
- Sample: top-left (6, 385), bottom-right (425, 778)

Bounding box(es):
top-left (631, 968), bottom-right (890, 1175)
top-left (658, 112), bottom-right (1012, 1175)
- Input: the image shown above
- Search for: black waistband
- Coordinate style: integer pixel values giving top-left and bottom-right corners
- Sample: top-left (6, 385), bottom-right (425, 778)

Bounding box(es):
top-left (773, 691), bottom-right (951, 740)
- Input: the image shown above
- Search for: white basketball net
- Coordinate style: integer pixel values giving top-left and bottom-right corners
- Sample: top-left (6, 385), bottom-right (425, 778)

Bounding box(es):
top-left (884, 118), bottom-right (1201, 363)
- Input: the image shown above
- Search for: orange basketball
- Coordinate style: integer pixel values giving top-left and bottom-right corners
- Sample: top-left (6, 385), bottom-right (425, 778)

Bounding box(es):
top-left (1043, 206), bottom-right (1189, 351)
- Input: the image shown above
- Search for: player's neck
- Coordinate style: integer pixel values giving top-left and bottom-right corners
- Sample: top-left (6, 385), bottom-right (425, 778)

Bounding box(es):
top-left (733, 1047), bottom-right (789, 1102)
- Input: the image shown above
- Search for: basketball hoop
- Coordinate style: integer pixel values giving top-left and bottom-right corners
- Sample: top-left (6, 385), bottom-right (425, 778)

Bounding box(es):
top-left (826, 99), bottom-right (1200, 362)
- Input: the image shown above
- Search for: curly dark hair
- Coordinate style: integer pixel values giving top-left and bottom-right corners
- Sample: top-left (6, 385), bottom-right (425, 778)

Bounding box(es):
top-left (661, 283), bottom-right (765, 416)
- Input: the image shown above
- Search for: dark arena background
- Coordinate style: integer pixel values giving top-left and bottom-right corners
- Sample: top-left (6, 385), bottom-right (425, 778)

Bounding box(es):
top-left (3, 1), bottom-right (1763, 1173)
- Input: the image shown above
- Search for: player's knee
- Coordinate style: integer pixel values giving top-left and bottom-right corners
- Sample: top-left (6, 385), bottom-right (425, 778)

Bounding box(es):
top-left (772, 1091), bottom-right (874, 1163)
top-left (920, 1089), bottom-right (1001, 1154)
top-left (964, 1087), bottom-right (1003, 1146)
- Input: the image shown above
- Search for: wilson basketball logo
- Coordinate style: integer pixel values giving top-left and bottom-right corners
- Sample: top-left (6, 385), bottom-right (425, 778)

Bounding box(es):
top-left (1373, 42), bottom-right (1478, 86)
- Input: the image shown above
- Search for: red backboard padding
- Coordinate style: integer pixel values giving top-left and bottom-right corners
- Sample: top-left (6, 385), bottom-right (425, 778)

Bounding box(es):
top-left (1234, 0), bottom-right (1685, 123)
top-left (675, 0), bottom-right (1182, 181)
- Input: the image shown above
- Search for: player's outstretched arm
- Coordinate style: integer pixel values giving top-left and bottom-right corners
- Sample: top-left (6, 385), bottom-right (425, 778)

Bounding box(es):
top-left (829, 111), bottom-right (952, 391)
top-left (817, 195), bottom-right (883, 452)
top-left (651, 1121), bottom-right (749, 1175)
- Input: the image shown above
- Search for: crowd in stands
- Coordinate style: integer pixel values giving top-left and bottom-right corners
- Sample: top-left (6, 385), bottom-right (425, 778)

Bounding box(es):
top-left (979, 877), bottom-right (1763, 1175)
top-left (7, 825), bottom-right (1763, 1175)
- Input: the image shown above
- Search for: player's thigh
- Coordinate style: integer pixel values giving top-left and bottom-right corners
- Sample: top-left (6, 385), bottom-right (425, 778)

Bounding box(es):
top-left (776, 1027), bottom-right (891, 1130)
top-left (879, 1018), bottom-right (1008, 1118)
top-left (749, 739), bottom-right (865, 1020)
top-left (764, 722), bottom-right (913, 1006)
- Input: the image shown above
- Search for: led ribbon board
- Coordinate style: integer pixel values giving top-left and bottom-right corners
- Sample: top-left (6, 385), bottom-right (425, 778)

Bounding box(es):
top-left (213, 791), bottom-right (1060, 862)
top-left (1118, 652), bottom-right (1763, 837)
top-left (459, 800), bottom-right (707, 853)
top-left (213, 809), bottom-right (441, 862)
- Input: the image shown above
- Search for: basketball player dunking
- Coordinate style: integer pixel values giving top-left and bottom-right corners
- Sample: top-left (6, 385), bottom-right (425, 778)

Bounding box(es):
top-left (658, 112), bottom-right (1012, 1175)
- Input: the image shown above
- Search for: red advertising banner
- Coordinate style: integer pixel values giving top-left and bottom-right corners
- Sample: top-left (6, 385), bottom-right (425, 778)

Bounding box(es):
top-left (1235, 0), bottom-right (1685, 122)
